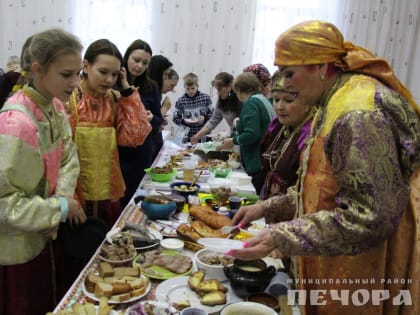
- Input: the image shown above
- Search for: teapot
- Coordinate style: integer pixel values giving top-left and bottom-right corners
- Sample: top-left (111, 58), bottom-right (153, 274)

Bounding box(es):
top-left (223, 259), bottom-right (276, 298)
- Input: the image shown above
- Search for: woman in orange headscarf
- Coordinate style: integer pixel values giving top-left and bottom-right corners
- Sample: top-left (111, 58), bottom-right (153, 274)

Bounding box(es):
top-left (229, 20), bottom-right (420, 315)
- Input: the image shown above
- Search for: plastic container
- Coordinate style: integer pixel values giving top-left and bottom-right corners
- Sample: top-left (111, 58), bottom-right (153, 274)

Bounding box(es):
top-left (160, 238), bottom-right (184, 252)
top-left (197, 238), bottom-right (244, 253)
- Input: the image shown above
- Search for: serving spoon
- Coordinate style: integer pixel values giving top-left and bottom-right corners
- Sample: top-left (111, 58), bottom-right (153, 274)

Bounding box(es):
top-left (189, 170), bottom-right (203, 189)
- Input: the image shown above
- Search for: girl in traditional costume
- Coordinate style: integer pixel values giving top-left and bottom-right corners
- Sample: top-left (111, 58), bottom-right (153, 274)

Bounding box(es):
top-left (68, 39), bottom-right (151, 228)
top-left (0, 28), bottom-right (85, 315)
top-left (229, 20), bottom-right (420, 315)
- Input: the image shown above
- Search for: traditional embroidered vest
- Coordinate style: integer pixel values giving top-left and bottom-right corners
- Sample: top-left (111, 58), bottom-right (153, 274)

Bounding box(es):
top-left (0, 89), bottom-right (64, 264)
top-left (297, 75), bottom-right (419, 315)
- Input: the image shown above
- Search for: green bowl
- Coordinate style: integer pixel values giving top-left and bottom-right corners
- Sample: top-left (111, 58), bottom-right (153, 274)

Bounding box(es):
top-left (145, 168), bottom-right (176, 182)
top-left (209, 166), bottom-right (232, 178)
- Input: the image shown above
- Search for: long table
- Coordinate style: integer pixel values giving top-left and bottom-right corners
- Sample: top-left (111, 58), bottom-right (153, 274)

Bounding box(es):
top-left (138, 141), bottom-right (256, 195)
top-left (53, 141), bottom-right (265, 314)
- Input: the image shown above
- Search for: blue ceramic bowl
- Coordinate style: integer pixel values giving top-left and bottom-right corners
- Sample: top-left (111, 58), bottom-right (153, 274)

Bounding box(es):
top-left (140, 199), bottom-right (177, 220)
top-left (170, 181), bottom-right (200, 198)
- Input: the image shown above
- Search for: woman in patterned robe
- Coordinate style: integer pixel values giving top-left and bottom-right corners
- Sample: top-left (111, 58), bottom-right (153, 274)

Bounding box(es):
top-left (229, 20), bottom-right (420, 315)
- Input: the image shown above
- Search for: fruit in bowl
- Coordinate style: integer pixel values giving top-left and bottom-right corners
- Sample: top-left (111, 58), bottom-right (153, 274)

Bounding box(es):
top-left (170, 181), bottom-right (200, 198)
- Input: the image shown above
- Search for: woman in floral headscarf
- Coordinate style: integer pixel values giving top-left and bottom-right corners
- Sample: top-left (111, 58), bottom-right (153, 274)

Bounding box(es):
top-left (243, 63), bottom-right (272, 98)
top-left (228, 20), bottom-right (420, 315)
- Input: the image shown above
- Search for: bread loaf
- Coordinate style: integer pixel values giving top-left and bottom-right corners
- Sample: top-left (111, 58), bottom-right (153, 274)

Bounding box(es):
top-left (189, 205), bottom-right (232, 229)
top-left (190, 220), bottom-right (229, 238)
top-left (177, 223), bottom-right (202, 241)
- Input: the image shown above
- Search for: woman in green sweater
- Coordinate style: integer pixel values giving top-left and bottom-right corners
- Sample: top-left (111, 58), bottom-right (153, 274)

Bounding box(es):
top-left (218, 72), bottom-right (275, 194)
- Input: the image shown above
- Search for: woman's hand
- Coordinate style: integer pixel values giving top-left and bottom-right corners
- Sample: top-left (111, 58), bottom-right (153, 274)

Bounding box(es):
top-left (146, 110), bottom-right (153, 122)
top-left (67, 197), bottom-right (87, 226)
top-left (217, 137), bottom-right (233, 151)
top-left (160, 115), bottom-right (169, 131)
top-left (161, 96), bottom-right (171, 115)
top-left (119, 67), bottom-right (129, 89)
top-left (232, 203), bottom-right (265, 226)
top-left (226, 230), bottom-right (277, 260)
top-left (190, 134), bottom-right (200, 144)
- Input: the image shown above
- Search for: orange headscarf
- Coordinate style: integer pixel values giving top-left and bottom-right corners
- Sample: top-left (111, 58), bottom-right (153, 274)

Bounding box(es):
top-left (274, 20), bottom-right (419, 117)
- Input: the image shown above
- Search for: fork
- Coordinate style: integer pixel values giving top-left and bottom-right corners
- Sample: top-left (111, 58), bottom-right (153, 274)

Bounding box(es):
top-left (221, 223), bottom-right (242, 234)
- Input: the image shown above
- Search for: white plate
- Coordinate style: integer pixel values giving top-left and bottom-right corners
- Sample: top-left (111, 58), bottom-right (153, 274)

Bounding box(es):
top-left (197, 238), bottom-right (244, 253)
top-left (184, 118), bottom-right (200, 124)
top-left (155, 276), bottom-right (241, 314)
top-left (125, 300), bottom-right (176, 315)
top-left (82, 274), bottom-right (151, 304)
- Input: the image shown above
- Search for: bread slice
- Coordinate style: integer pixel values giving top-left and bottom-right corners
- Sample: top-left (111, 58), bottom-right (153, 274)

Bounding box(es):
top-left (131, 285), bottom-right (147, 297)
top-left (129, 277), bottom-right (144, 290)
top-left (113, 266), bottom-right (140, 278)
top-left (110, 292), bottom-right (131, 302)
top-left (188, 270), bottom-right (205, 291)
top-left (98, 262), bottom-right (114, 278)
top-left (86, 273), bottom-right (102, 292)
top-left (94, 282), bottom-right (113, 298)
top-left (120, 275), bottom-right (138, 283)
top-left (111, 282), bottom-right (132, 294)
top-left (200, 291), bottom-right (227, 306)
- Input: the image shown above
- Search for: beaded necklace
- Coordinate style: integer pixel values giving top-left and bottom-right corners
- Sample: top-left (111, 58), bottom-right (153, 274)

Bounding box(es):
top-left (262, 106), bottom-right (317, 172)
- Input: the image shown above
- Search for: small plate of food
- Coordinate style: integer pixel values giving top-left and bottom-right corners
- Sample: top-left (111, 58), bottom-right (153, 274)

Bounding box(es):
top-left (124, 300), bottom-right (177, 315)
top-left (83, 263), bottom-right (151, 304)
top-left (133, 249), bottom-right (194, 280)
top-left (155, 272), bottom-right (241, 314)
